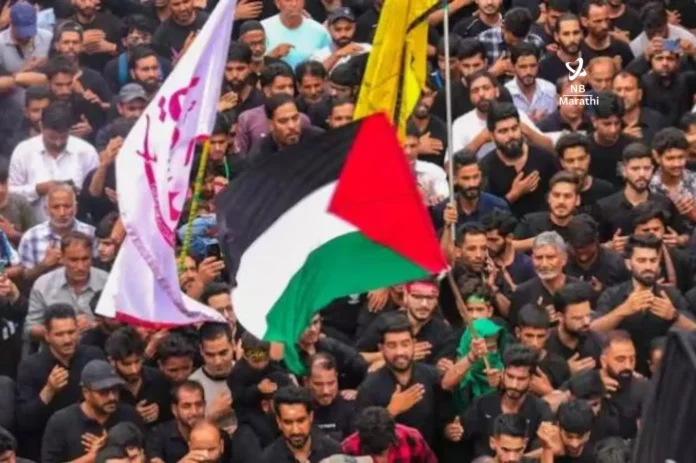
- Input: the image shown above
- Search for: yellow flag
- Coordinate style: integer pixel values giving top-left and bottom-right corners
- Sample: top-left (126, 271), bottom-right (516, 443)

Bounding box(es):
top-left (353, 0), bottom-right (437, 140)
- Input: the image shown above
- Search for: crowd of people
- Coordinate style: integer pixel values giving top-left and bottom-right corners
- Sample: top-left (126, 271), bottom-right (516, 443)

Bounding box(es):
top-left (0, 0), bottom-right (694, 461)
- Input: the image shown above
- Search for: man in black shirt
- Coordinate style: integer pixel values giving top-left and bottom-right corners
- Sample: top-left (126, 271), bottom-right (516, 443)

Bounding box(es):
top-left (153, 0), bottom-right (209, 63)
top-left (16, 304), bottom-right (104, 460)
top-left (588, 91), bottom-right (634, 188)
top-left (481, 102), bottom-right (559, 218)
top-left (612, 71), bottom-right (667, 145)
top-left (71, 0), bottom-right (122, 72)
top-left (452, 0), bottom-right (503, 39)
top-left (641, 48), bottom-right (696, 126)
top-left (260, 386), bottom-right (341, 463)
top-left (538, 78), bottom-right (594, 133)
top-left (105, 326), bottom-right (171, 428)
top-left (564, 215), bottom-right (629, 292)
top-left (553, 399), bottom-right (596, 462)
top-left (220, 42), bottom-right (264, 118)
top-left (41, 359), bottom-right (144, 463)
top-left (155, 332), bottom-right (195, 384)
top-left (566, 370), bottom-right (622, 443)
top-left (556, 133), bottom-right (615, 217)
top-left (355, 314), bottom-right (443, 445)
top-left (608, 0), bottom-right (642, 40)
top-left (516, 305), bottom-right (570, 394)
top-left (539, 13), bottom-right (584, 84)
top-left (592, 234), bottom-right (696, 374)
top-left (410, 85), bottom-right (448, 167)
top-left (483, 209), bottom-right (537, 286)
top-left (548, 282), bottom-right (604, 369)
top-left (304, 353), bottom-right (356, 443)
top-left (127, 46), bottom-right (163, 97)
top-left (515, 171), bottom-right (581, 249)
top-left (580, 0), bottom-right (634, 67)
top-left (459, 344), bottom-right (554, 457)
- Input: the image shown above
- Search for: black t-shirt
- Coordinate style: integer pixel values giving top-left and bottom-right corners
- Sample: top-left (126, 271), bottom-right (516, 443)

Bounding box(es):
top-left (452, 16), bottom-right (497, 38)
top-left (611, 7), bottom-right (643, 40)
top-left (431, 79), bottom-right (472, 122)
top-left (587, 133), bottom-right (634, 188)
top-left (78, 66), bottom-right (113, 103)
top-left (514, 211), bottom-right (573, 242)
top-left (545, 327), bottom-right (604, 364)
top-left (74, 12), bottom-right (123, 72)
top-left (641, 71), bottom-right (696, 126)
top-left (579, 176), bottom-right (616, 217)
top-left (539, 53), bottom-right (574, 86)
top-left (481, 144), bottom-right (560, 218)
top-left (410, 115), bottom-right (448, 167)
top-left (152, 12), bottom-right (210, 62)
top-left (539, 351), bottom-right (571, 389)
top-left (354, 7), bottom-right (379, 43)
top-left (581, 39), bottom-right (634, 68)
top-left (313, 396), bottom-right (356, 442)
top-left (103, 54), bottom-right (172, 94)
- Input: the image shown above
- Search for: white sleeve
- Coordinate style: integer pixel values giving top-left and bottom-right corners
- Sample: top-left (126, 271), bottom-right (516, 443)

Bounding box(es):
top-left (8, 144), bottom-right (39, 204)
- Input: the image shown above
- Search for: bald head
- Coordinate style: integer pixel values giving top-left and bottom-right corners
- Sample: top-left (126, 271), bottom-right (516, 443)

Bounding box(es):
top-left (188, 421), bottom-right (224, 462)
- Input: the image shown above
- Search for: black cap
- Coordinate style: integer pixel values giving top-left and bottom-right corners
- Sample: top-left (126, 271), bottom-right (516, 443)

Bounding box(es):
top-left (81, 360), bottom-right (125, 391)
top-left (327, 7), bottom-right (355, 24)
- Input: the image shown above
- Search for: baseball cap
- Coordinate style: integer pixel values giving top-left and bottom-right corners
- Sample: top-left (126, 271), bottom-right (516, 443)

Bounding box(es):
top-left (81, 360), bottom-right (126, 391)
top-left (10, 2), bottom-right (37, 41)
top-left (327, 7), bottom-right (355, 24)
top-left (118, 83), bottom-right (148, 103)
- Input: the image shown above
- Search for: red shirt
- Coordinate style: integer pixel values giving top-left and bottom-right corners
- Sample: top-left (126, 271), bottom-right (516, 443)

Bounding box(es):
top-left (341, 424), bottom-right (438, 463)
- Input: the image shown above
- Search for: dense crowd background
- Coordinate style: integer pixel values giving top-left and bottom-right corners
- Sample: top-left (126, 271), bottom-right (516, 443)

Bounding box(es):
top-left (0, 0), bottom-right (695, 462)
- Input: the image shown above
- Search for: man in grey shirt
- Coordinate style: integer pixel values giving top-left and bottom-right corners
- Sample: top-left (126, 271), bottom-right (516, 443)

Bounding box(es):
top-left (0, 2), bottom-right (52, 75)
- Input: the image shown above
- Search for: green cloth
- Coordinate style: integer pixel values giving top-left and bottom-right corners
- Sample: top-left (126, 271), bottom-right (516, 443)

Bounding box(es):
top-left (454, 318), bottom-right (506, 412)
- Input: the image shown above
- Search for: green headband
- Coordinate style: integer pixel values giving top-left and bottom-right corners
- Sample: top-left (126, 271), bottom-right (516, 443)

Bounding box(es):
top-left (466, 294), bottom-right (488, 304)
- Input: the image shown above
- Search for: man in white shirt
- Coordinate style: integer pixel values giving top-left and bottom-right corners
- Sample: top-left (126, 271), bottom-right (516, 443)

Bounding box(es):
top-left (451, 70), bottom-right (547, 160)
top-left (8, 101), bottom-right (99, 222)
top-left (310, 8), bottom-right (371, 71)
top-left (505, 42), bottom-right (557, 121)
top-left (261, 0), bottom-right (331, 70)
top-left (405, 128), bottom-right (449, 205)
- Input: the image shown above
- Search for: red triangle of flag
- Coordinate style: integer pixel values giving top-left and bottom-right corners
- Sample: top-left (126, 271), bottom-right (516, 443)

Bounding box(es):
top-left (328, 114), bottom-right (447, 274)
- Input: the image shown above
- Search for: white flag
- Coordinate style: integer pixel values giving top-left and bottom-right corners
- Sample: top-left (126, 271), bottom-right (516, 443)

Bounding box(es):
top-left (96, 0), bottom-right (237, 325)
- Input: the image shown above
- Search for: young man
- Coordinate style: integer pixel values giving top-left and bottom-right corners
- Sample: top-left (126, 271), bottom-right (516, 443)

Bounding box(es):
top-left (580, 0), bottom-right (634, 67)
top-left (482, 208), bottom-right (536, 286)
top-left (649, 128), bottom-right (696, 216)
top-left (152, 0), bottom-right (209, 63)
top-left (505, 42), bottom-right (557, 121)
top-left (219, 42), bottom-right (264, 117)
top-left (311, 7), bottom-right (371, 71)
top-left (539, 13), bottom-right (583, 84)
top-left (155, 332), bottom-right (195, 384)
top-left (480, 102), bottom-right (559, 218)
top-left (612, 71), bottom-right (667, 145)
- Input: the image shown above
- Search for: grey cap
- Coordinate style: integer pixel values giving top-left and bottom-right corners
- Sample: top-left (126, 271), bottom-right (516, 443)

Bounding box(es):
top-left (81, 360), bottom-right (126, 391)
top-left (320, 456), bottom-right (373, 463)
top-left (118, 83), bottom-right (148, 103)
top-left (327, 7), bottom-right (355, 24)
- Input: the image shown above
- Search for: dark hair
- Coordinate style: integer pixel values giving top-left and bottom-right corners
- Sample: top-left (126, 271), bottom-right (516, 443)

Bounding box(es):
top-left (650, 336), bottom-right (666, 355)
top-left (241, 332), bottom-right (270, 352)
top-left (549, 170), bottom-right (581, 192)
top-left (55, 20), bottom-right (84, 41)
top-left (487, 102), bottom-right (520, 132)
top-left (95, 446), bottom-right (128, 463)
top-left (105, 326), bottom-right (145, 361)
top-left (260, 63), bottom-right (295, 88)
top-left (452, 151), bottom-right (479, 173)
top-left (548, 0), bottom-right (572, 13)
top-left (0, 427), bottom-right (17, 454)
top-left (329, 63), bottom-right (360, 87)
top-left (307, 352), bottom-right (338, 376)
top-left (556, 132), bottom-right (590, 159)
top-left (652, 127), bottom-right (689, 155)
top-left (171, 379), bottom-right (205, 404)
top-left (45, 55), bottom-right (77, 79)
top-left (106, 422), bottom-right (144, 450)
top-left (405, 123), bottom-right (421, 139)
top-left (625, 233), bottom-right (662, 257)
top-left (679, 112), bottom-right (696, 131)
top-left (0, 159), bottom-right (8, 184)
top-left (622, 141), bottom-right (652, 163)
top-left (482, 208), bottom-right (519, 237)
top-left (44, 303), bottom-right (76, 330)
top-left (630, 200), bottom-right (668, 231)
top-left (466, 69), bottom-right (497, 89)
top-left (330, 95), bottom-right (355, 111)
top-left (517, 304), bottom-right (550, 329)
top-left (25, 85), bottom-right (51, 106)
top-left (458, 277), bottom-right (493, 303)
top-left (379, 312), bottom-right (413, 343)
top-left (553, 282), bottom-right (594, 314)
top-left (457, 38), bottom-right (487, 61)
top-left (503, 344), bottom-right (539, 372)
top-left (356, 407), bottom-right (397, 454)
top-left (455, 222), bottom-right (487, 247)
top-left (95, 212), bottom-right (119, 240)
top-left (212, 115), bottom-right (232, 136)
top-left (581, 0), bottom-right (607, 18)
top-left (201, 282), bottom-right (231, 305)
top-left (594, 91), bottom-right (624, 119)
top-left (641, 2), bottom-right (668, 37)
top-left (227, 41), bottom-right (252, 64)
top-left (568, 369), bottom-right (605, 399)
top-left (41, 101), bottom-right (74, 132)
top-left (503, 7), bottom-right (533, 38)
top-left (438, 34), bottom-right (463, 57)
top-left (554, 12), bottom-right (580, 33)
top-left (510, 42), bottom-right (540, 65)
top-left (492, 413), bottom-right (528, 438)
top-left (558, 399), bottom-right (594, 435)
top-left (128, 45), bottom-right (158, 71)
top-left (156, 333), bottom-right (196, 364)
top-left (602, 330), bottom-right (634, 351)
top-left (199, 322), bottom-right (233, 343)
top-left (273, 385), bottom-right (312, 416)
top-left (296, 60), bottom-right (327, 83)
top-left (593, 437), bottom-right (631, 463)
top-left (108, 118), bottom-right (137, 139)
top-left (239, 20), bottom-right (264, 35)
top-left (124, 14), bottom-right (156, 35)
top-left (613, 70), bottom-right (641, 90)
top-left (264, 93), bottom-right (297, 120)
top-left (566, 214), bottom-right (600, 248)
top-left (61, 231), bottom-right (93, 252)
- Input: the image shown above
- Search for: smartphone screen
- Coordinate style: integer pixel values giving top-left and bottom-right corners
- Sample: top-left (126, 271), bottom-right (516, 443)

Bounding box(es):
top-left (663, 39), bottom-right (680, 52)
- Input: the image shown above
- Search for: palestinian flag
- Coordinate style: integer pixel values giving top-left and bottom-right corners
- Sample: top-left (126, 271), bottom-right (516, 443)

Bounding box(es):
top-left (216, 114), bottom-right (447, 372)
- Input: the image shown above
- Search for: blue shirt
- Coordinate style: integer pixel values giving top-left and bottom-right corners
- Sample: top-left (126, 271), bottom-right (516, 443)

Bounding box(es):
top-left (261, 15), bottom-right (331, 70)
top-left (429, 193), bottom-right (509, 232)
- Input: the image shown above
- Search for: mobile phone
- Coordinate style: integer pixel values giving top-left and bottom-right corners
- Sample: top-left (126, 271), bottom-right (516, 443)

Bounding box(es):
top-left (0, 260), bottom-right (7, 275)
top-left (206, 242), bottom-right (221, 259)
top-left (663, 39), bottom-right (680, 52)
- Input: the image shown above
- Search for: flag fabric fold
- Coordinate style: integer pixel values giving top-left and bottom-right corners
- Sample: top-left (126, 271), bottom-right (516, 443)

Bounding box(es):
top-left (353, 0), bottom-right (438, 139)
top-left (96, 0), bottom-right (238, 325)
top-left (216, 114), bottom-right (448, 373)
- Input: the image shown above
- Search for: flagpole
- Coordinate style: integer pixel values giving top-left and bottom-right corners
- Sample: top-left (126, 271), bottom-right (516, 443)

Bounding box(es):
top-left (178, 141), bottom-right (211, 272)
top-left (442, 0), bottom-right (456, 243)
